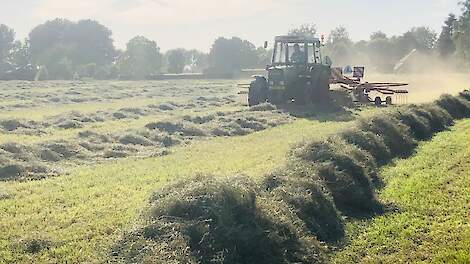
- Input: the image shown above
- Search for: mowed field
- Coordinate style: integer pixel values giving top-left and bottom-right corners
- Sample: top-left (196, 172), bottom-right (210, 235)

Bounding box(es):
top-left (333, 119), bottom-right (470, 263)
top-left (0, 74), bottom-right (469, 263)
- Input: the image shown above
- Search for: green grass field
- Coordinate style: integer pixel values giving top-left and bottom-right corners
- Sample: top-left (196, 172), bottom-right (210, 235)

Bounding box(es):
top-left (0, 79), bottom-right (362, 263)
top-left (332, 119), bottom-right (470, 263)
top-left (0, 78), bottom-right (469, 263)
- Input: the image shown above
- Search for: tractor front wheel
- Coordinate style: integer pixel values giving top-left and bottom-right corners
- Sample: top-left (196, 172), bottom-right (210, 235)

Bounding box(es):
top-left (248, 78), bottom-right (268, 106)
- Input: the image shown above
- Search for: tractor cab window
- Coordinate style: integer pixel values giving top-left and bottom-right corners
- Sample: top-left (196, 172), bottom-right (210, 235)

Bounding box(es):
top-left (307, 43), bottom-right (320, 64)
top-left (273, 42), bottom-right (287, 64)
top-left (288, 43), bottom-right (307, 64)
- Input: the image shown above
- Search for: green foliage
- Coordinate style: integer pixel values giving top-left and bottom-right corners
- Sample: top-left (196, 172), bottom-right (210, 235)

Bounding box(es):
top-left (207, 37), bottom-right (258, 76)
top-left (118, 36), bottom-right (162, 79)
top-left (288, 24), bottom-right (317, 37)
top-left (38, 46), bottom-right (74, 80)
top-left (367, 34), bottom-right (397, 72)
top-left (455, 1), bottom-right (470, 65)
top-left (437, 14), bottom-right (457, 57)
top-left (326, 26), bottom-right (356, 66)
top-left (185, 49), bottom-right (209, 72)
top-left (10, 40), bottom-right (32, 68)
top-left (28, 18), bottom-right (115, 79)
top-left (0, 24), bottom-right (15, 62)
top-left (166, 49), bottom-right (186, 74)
top-left (399, 27), bottom-right (437, 52)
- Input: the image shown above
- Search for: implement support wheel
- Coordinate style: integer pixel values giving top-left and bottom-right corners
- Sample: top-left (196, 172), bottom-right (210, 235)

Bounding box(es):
top-left (374, 96), bottom-right (382, 107)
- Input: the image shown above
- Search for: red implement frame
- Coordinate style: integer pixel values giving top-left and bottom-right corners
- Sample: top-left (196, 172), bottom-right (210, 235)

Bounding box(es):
top-left (330, 67), bottom-right (408, 105)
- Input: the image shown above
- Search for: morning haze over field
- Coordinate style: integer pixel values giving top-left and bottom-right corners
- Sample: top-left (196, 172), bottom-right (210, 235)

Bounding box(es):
top-left (1, 1), bottom-right (470, 263)
top-left (1, 0), bottom-right (463, 50)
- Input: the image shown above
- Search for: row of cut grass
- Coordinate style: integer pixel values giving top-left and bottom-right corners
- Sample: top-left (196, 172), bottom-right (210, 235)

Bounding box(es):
top-left (332, 119), bottom-right (470, 263)
top-left (0, 105), bottom-right (243, 145)
top-left (0, 117), bottom-right (351, 263)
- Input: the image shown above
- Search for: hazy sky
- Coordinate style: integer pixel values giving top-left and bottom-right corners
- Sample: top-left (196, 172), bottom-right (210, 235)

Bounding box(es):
top-left (0, 0), bottom-right (463, 52)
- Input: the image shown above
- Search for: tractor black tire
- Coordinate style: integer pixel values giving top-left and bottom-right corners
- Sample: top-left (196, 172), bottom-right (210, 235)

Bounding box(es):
top-left (385, 96), bottom-right (393, 105)
top-left (248, 78), bottom-right (268, 106)
top-left (311, 66), bottom-right (331, 104)
top-left (374, 96), bottom-right (382, 107)
top-left (294, 88), bottom-right (307, 105)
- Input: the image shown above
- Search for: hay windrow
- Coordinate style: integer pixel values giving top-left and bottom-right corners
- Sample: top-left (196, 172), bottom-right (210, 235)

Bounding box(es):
top-left (111, 93), bottom-right (470, 262)
top-left (358, 115), bottom-right (417, 157)
top-left (0, 108), bottom-right (292, 180)
top-left (340, 128), bottom-right (391, 165)
top-left (2, 81), bottom-right (470, 262)
top-left (263, 165), bottom-right (344, 242)
top-left (435, 94), bottom-right (470, 119)
top-left (112, 176), bottom-right (325, 264)
top-left (412, 104), bottom-right (453, 132)
top-left (393, 107), bottom-right (433, 140)
top-left (293, 138), bottom-right (382, 214)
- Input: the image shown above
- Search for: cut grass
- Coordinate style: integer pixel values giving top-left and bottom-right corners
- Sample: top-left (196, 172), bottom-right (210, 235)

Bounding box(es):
top-left (0, 105), bottom-right (243, 145)
top-left (332, 119), bottom-right (470, 263)
top-left (0, 118), bottom-right (351, 263)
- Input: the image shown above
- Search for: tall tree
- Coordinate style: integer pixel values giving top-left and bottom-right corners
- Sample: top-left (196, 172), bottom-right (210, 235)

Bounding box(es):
top-left (255, 47), bottom-right (272, 67)
top-left (288, 24), bottom-right (317, 37)
top-left (29, 18), bottom-right (74, 64)
top-left (328, 26), bottom-right (352, 46)
top-left (367, 35), bottom-right (396, 72)
top-left (326, 26), bottom-right (355, 65)
top-left (118, 36), bottom-right (162, 79)
top-left (396, 27), bottom-right (437, 55)
top-left (455, 0), bottom-right (470, 63)
top-left (370, 31), bottom-right (387, 40)
top-left (166, 49), bottom-right (187, 74)
top-left (0, 24), bottom-right (15, 62)
top-left (208, 37), bottom-right (258, 75)
top-left (185, 49), bottom-right (208, 72)
top-left (29, 18), bottom-right (115, 79)
top-left (69, 19), bottom-right (115, 66)
top-left (437, 14), bottom-right (457, 57)
top-left (10, 40), bottom-right (32, 67)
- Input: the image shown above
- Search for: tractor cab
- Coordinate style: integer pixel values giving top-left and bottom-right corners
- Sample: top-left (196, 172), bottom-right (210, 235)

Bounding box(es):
top-left (248, 35), bottom-right (332, 106)
top-left (270, 35), bottom-right (327, 66)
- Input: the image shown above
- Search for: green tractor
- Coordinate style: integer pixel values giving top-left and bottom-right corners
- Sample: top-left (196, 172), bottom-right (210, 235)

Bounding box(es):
top-left (248, 35), bottom-right (332, 106)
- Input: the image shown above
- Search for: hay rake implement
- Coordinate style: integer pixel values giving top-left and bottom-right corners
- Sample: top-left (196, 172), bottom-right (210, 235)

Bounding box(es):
top-left (331, 67), bottom-right (409, 106)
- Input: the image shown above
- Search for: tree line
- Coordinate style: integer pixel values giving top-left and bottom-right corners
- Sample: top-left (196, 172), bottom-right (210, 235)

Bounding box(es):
top-left (0, 1), bottom-right (469, 80)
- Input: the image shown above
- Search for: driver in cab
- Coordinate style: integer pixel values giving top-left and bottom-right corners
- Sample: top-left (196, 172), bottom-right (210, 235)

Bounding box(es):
top-left (290, 43), bottom-right (306, 64)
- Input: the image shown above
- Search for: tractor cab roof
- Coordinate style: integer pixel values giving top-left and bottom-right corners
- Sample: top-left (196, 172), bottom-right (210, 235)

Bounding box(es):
top-left (274, 35), bottom-right (320, 43)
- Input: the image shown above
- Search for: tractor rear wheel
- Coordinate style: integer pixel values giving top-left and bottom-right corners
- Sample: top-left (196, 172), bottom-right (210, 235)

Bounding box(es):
top-left (248, 78), bottom-right (268, 106)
